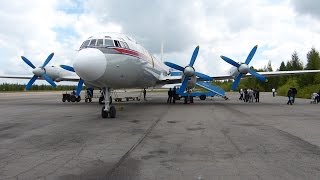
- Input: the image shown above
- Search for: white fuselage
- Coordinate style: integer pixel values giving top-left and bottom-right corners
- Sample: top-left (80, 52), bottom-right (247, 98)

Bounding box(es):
top-left (73, 33), bottom-right (168, 89)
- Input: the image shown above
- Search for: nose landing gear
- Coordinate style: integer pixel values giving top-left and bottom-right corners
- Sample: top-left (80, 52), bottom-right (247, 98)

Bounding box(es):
top-left (101, 87), bottom-right (116, 118)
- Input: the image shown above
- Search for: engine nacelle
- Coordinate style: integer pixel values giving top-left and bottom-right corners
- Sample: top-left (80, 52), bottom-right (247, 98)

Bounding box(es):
top-left (181, 75), bottom-right (197, 88)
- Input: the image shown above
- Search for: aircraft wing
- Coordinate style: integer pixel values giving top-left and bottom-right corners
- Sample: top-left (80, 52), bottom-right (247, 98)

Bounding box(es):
top-left (0, 75), bottom-right (80, 82)
top-left (212, 69), bottom-right (320, 80)
top-left (0, 75), bottom-right (33, 80)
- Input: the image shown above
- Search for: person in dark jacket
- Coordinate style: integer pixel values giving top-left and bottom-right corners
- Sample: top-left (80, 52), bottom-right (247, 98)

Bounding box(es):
top-left (255, 89), bottom-right (260, 102)
top-left (167, 88), bottom-right (173, 103)
top-left (172, 87), bottom-right (177, 103)
top-left (291, 87), bottom-right (297, 103)
top-left (287, 88), bottom-right (293, 105)
top-left (143, 88), bottom-right (147, 100)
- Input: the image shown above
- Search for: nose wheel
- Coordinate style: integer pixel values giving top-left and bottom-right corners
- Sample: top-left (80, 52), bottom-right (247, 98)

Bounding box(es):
top-left (101, 87), bottom-right (116, 118)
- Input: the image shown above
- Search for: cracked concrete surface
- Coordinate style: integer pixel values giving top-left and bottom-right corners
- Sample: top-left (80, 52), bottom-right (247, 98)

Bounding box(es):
top-left (1, 91), bottom-right (320, 179)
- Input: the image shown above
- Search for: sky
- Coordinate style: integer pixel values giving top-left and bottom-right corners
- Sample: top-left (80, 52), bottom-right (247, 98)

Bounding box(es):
top-left (1, 0), bottom-right (320, 85)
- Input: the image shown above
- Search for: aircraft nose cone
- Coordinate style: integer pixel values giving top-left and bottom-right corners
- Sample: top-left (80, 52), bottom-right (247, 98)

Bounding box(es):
top-left (73, 48), bottom-right (107, 81)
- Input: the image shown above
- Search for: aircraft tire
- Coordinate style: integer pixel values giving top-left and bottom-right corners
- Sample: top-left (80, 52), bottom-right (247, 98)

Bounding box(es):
top-left (200, 95), bottom-right (206, 100)
top-left (101, 106), bottom-right (108, 118)
top-left (109, 106), bottom-right (116, 118)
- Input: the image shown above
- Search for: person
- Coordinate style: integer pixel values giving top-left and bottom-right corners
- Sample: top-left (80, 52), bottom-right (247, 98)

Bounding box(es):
top-left (247, 88), bottom-right (253, 103)
top-left (239, 88), bottom-right (244, 100)
top-left (244, 88), bottom-right (248, 102)
top-left (272, 88), bottom-right (276, 97)
top-left (291, 87), bottom-right (297, 103)
top-left (311, 92), bottom-right (318, 104)
top-left (86, 88), bottom-right (93, 98)
top-left (71, 89), bottom-right (76, 96)
top-left (167, 88), bottom-right (173, 103)
top-left (143, 88), bottom-right (147, 100)
top-left (255, 89), bottom-right (260, 102)
top-left (172, 87), bottom-right (177, 103)
top-left (287, 88), bottom-right (293, 105)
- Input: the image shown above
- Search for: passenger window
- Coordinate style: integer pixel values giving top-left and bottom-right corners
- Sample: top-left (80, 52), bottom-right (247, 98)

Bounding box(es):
top-left (97, 39), bottom-right (103, 47)
top-left (80, 40), bottom-right (90, 49)
top-left (89, 39), bottom-right (96, 46)
top-left (104, 39), bottom-right (114, 47)
top-left (114, 40), bottom-right (121, 47)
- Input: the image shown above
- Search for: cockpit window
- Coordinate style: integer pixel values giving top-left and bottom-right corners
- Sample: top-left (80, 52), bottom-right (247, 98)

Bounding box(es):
top-left (80, 40), bottom-right (90, 49)
top-left (105, 39), bottom-right (114, 47)
top-left (123, 42), bottom-right (129, 49)
top-left (119, 41), bottom-right (125, 48)
top-left (89, 39), bottom-right (97, 46)
top-left (114, 40), bottom-right (121, 47)
top-left (97, 39), bottom-right (104, 47)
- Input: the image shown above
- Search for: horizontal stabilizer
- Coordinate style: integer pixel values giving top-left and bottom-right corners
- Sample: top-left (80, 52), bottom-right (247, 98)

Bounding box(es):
top-left (196, 81), bottom-right (225, 97)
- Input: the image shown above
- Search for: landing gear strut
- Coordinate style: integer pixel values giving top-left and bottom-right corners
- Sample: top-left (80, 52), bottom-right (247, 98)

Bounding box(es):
top-left (101, 87), bottom-right (116, 118)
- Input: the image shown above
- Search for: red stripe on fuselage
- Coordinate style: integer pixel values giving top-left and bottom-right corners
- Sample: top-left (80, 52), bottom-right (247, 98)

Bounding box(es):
top-left (113, 47), bottom-right (150, 61)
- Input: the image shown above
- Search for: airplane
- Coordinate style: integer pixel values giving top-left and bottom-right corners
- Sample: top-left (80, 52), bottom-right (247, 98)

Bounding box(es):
top-left (1, 32), bottom-right (320, 119)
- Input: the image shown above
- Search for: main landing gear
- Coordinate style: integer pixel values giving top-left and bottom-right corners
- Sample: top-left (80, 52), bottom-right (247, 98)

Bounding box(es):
top-left (101, 87), bottom-right (116, 118)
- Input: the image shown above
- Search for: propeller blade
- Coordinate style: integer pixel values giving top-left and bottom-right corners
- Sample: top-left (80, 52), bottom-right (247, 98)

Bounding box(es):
top-left (164, 62), bottom-right (184, 71)
top-left (231, 74), bottom-right (243, 90)
top-left (189, 46), bottom-right (199, 67)
top-left (41, 53), bottom-right (54, 68)
top-left (245, 45), bottom-right (258, 65)
top-left (60, 65), bottom-right (75, 72)
top-left (21, 56), bottom-right (36, 69)
top-left (194, 71), bottom-right (213, 81)
top-left (249, 69), bottom-right (267, 82)
top-left (179, 77), bottom-right (189, 94)
top-left (25, 75), bottom-right (38, 90)
top-left (220, 56), bottom-right (240, 68)
top-left (42, 74), bottom-right (57, 87)
top-left (76, 79), bottom-right (84, 96)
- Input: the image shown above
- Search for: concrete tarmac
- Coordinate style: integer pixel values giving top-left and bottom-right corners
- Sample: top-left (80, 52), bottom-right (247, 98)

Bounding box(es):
top-left (0, 91), bottom-right (320, 180)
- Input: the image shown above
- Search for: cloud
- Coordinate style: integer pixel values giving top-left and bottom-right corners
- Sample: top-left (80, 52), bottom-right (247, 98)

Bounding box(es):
top-left (291, 0), bottom-right (320, 19)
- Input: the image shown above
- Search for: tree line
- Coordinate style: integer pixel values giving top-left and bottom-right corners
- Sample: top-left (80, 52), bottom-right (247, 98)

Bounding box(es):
top-left (214, 47), bottom-right (320, 98)
top-left (0, 83), bottom-right (76, 92)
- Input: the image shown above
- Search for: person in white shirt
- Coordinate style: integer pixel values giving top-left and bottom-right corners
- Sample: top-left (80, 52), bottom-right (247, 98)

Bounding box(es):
top-left (272, 88), bottom-right (276, 97)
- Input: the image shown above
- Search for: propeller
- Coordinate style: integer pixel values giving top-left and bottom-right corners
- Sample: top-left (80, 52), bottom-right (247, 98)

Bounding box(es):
top-left (60, 64), bottom-right (84, 96)
top-left (21, 53), bottom-right (57, 90)
top-left (220, 45), bottom-right (267, 90)
top-left (164, 46), bottom-right (213, 94)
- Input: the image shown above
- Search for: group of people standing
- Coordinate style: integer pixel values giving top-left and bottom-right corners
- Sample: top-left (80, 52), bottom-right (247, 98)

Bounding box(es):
top-left (167, 87), bottom-right (177, 104)
top-left (239, 88), bottom-right (260, 103)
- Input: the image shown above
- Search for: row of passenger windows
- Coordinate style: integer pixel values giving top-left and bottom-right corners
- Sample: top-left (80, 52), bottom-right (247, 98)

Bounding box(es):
top-left (80, 39), bottom-right (129, 49)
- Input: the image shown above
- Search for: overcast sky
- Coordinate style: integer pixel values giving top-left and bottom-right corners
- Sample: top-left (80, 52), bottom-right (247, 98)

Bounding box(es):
top-left (1, 0), bottom-right (320, 84)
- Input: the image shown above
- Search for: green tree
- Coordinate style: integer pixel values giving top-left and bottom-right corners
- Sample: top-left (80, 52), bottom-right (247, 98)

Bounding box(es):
top-left (291, 51), bottom-right (303, 70)
top-left (279, 61), bottom-right (286, 71)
